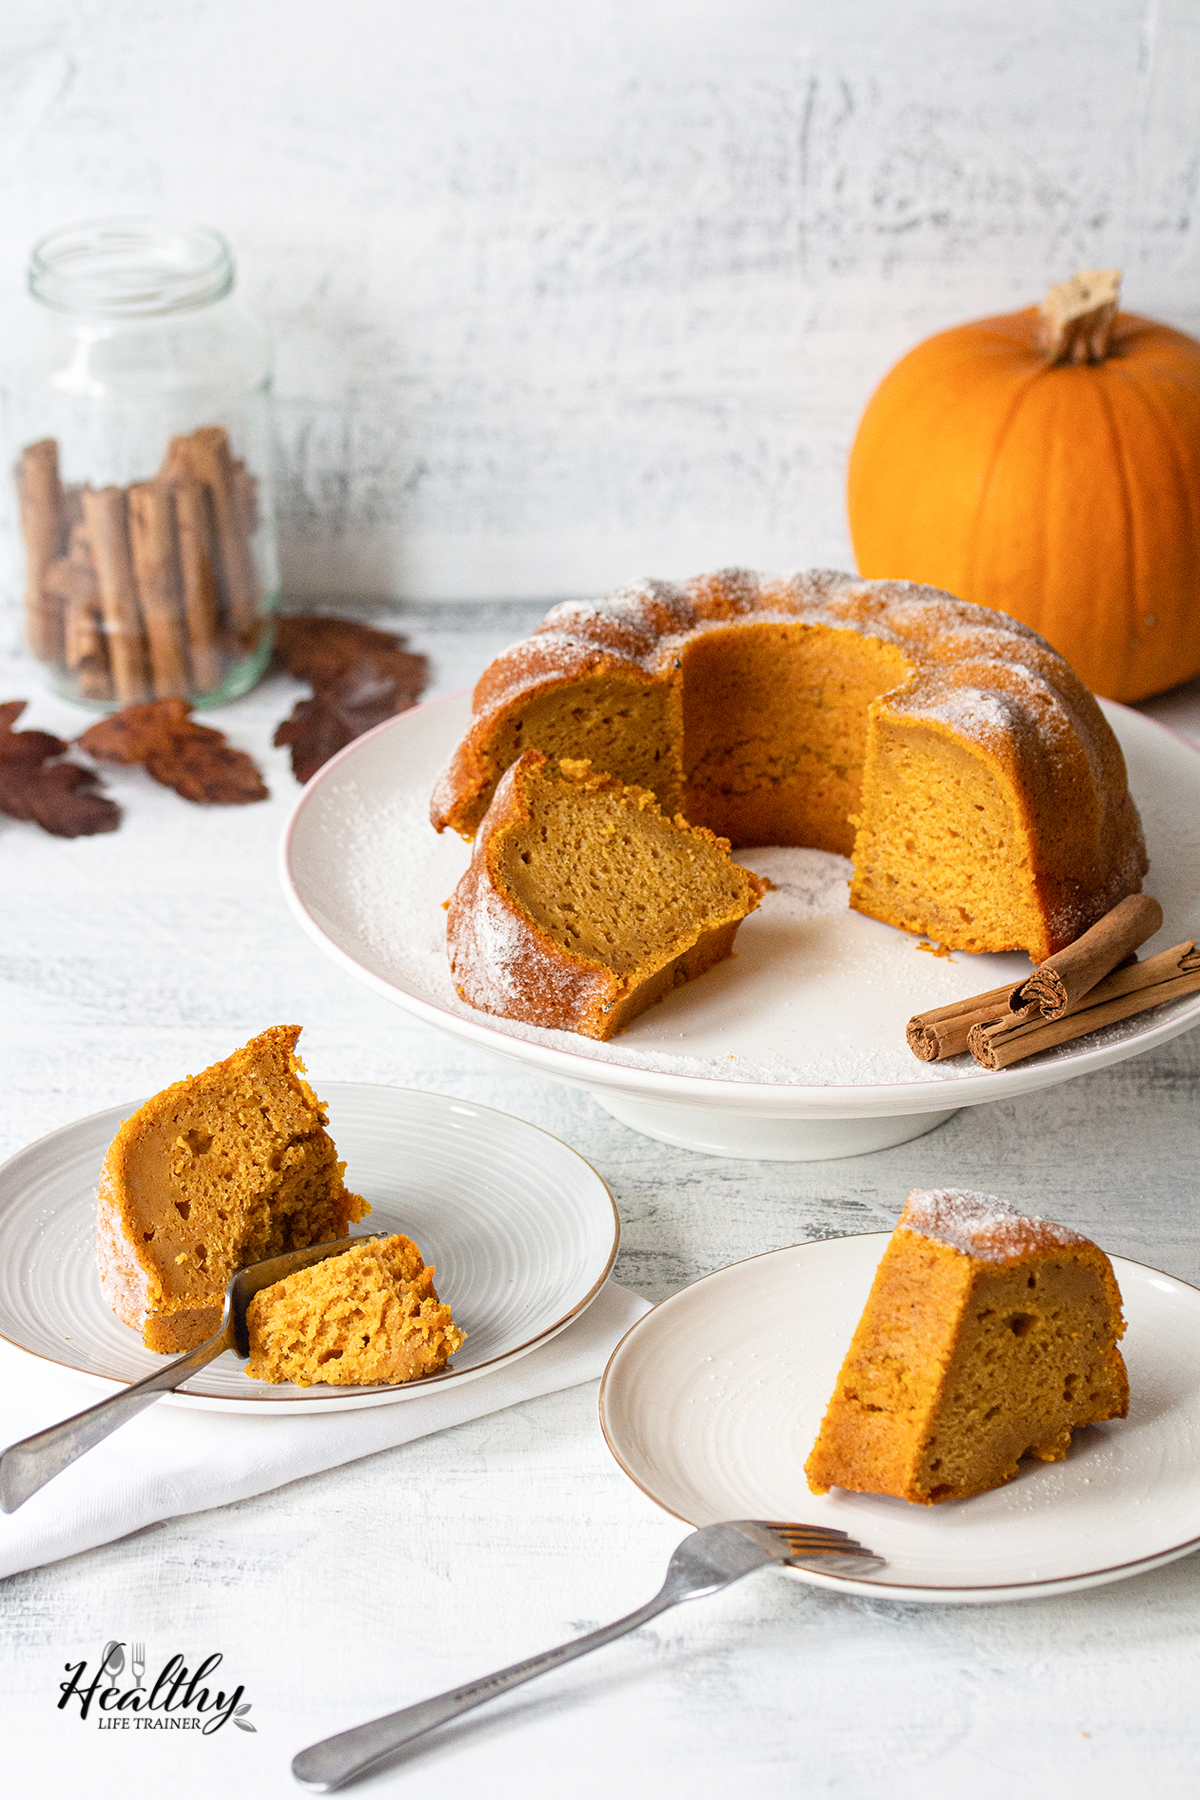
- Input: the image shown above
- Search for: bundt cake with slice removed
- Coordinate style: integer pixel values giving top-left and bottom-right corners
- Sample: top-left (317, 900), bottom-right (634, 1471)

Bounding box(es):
top-left (431, 570), bottom-right (1147, 960)
top-left (805, 1189), bottom-right (1129, 1505)
top-left (245, 1233), bottom-right (464, 1387)
top-left (97, 1025), bottom-right (369, 1352)
top-left (447, 751), bottom-right (766, 1040)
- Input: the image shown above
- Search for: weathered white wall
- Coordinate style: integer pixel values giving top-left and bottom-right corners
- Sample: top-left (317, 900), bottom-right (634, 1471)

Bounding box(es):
top-left (1, 0), bottom-right (1197, 603)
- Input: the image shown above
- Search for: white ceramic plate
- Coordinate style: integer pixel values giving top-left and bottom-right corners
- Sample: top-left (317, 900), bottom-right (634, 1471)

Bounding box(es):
top-left (279, 691), bottom-right (1200, 1160)
top-left (0, 1084), bottom-right (618, 1415)
top-left (599, 1234), bottom-right (1200, 1603)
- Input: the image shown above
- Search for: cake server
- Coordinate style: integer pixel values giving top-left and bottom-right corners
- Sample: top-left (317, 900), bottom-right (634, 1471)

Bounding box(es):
top-left (291, 1519), bottom-right (884, 1791)
top-left (0, 1233), bottom-right (383, 1513)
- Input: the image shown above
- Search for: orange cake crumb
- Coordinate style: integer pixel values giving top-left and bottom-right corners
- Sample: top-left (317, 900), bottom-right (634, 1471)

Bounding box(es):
top-left (806, 1189), bottom-right (1128, 1504)
top-left (97, 1025), bottom-right (369, 1353)
top-left (246, 1233), bottom-right (464, 1386)
top-left (447, 751), bottom-right (765, 1039)
top-left (431, 570), bottom-right (1147, 963)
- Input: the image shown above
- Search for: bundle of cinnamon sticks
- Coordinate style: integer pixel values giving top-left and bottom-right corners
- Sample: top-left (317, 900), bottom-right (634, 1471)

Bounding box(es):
top-left (16, 427), bottom-right (261, 705)
top-left (907, 894), bottom-right (1200, 1071)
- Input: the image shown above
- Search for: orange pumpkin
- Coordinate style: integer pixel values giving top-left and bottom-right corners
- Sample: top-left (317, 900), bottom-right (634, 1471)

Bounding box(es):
top-left (847, 271), bottom-right (1200, 701)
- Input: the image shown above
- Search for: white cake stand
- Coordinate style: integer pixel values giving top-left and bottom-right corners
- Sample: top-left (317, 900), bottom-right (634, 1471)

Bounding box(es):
top-left (280, 691), bottom-right (1200, 1161)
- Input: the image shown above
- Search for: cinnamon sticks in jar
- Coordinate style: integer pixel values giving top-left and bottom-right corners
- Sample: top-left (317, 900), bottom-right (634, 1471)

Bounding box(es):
top-left (907, 894), bottom-right (1200, 1071)
top-left (13, 427), bottom-right (263, 705)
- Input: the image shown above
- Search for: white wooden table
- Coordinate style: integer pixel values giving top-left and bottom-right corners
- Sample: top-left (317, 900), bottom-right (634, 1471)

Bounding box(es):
top-left (3, 605), bottom-right (1199, 1800)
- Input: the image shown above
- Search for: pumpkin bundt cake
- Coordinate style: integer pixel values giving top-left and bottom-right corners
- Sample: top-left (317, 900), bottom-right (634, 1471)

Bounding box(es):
top-left (245, 1233), bottom-right (464, 1387)
top-left (431, 570), bottom-right (1147, 963)
top-left (805, 1190), bottom-right (1128, 1505)
top-left (97, 1025), bottom-right (369, 1352)
top-left (447, 752), bottom-right (766, 1040)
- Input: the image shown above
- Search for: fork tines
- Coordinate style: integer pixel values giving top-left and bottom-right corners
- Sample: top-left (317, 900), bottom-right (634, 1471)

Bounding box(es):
top-left (759, 1520), bottom-right (875, 1558)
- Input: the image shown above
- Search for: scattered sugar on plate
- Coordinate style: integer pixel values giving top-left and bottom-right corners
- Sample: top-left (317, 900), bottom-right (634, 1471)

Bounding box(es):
top-left (332, 780), bottom-right (1193, 1090)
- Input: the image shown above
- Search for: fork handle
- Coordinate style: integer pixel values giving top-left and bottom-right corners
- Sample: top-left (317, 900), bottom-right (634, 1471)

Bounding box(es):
top-left (291, 1589), bottom-right (678, 1792)
top-left (0, 1327), bottom-right (231, 1514)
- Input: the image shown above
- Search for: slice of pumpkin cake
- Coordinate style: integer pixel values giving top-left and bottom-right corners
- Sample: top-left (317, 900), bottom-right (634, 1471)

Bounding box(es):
top-left (97, 1025), bottom-right (369, 1352)
top-left (245, 1232), bottom-right (464, 1386)
top-left (446, 751), bottom-right (766, 1040)
top-left (805, 1190), bottom-right (1128, 1504)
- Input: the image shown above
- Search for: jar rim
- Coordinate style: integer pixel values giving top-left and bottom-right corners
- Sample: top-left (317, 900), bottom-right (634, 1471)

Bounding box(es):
top-left (28, 216), bottom-right (236, 319)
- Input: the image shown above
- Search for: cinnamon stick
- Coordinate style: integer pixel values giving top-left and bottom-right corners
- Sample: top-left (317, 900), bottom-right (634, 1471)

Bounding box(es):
top-left (128, 481), bottom-right (190, 699)
top-left (171, 475), bottom-right (225, 692)
top-left (17, 439), bottom-right (66, 663)
top-left (167, 427), bottom-right (260, 634)
top-left (906, 981), bottom-right (1028, 1062)
top-left (45, 525), bottom-right (111, 701)
top-left (907, 893), bottom-right (1162, 1062)
top-left (1014, 893), bottom-right (1163, 1019)
top-left (81, 486), bottom-right (148, 704)
top-left (969, 942), bottom-right (1200, 1070)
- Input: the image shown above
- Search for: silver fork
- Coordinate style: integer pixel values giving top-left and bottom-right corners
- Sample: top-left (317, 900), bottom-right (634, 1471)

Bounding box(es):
top-left (131, 1642), bottom-right (146, 1691)
top-left (292, 1519), bottom-right (882, 1792)
top-left (0, 1234), bottom-right (384, 1512)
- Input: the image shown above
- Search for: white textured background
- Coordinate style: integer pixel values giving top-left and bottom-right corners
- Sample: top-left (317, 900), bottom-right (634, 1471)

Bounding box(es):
top-left (1, 0), bottom-right (1198, 602)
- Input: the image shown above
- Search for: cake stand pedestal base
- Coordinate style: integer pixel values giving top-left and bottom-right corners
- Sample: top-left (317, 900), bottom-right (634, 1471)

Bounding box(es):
top-left (592, 1094), bottom-right (960, 1161)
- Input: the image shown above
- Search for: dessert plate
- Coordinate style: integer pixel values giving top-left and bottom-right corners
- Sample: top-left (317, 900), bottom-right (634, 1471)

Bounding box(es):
top-left (599, 1234), bottom-right (1200, 1603)
top-left (280, 692), bottom-right (1200, 1160)
top-left (0, 1084), bottom-right (618, 1414)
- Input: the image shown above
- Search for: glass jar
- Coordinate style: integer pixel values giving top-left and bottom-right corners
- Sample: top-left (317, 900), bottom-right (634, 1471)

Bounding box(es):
top-left (2, 216), bottom-right (279, 709)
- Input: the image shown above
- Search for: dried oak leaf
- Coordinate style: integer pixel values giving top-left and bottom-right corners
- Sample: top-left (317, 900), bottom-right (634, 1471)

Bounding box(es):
top-left (272, 615), bottom-right (428, 783)
top-left (76, 698), bottom-right (192, 765)
top-left (273, 615), bottom-right (425, 688)
top-left (0, 699), bottom-right (121, 837)
top-left (79, 699), bottom-right (268, 806)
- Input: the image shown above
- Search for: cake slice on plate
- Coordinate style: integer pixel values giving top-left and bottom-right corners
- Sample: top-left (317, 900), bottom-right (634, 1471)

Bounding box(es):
top-left (245, 1233), bottom-right (464, 1386)
top-left (447, 751), bottom-right (765, 1040)
top-left (805, 1189), bottom-right (1128, 1504)
top-left (97, 1025), bottom-right (369, 1352)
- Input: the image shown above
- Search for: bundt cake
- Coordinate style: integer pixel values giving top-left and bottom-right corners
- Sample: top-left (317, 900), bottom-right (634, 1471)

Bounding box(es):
top-left (97, 1025), bottom-right (369, 1352)
top-left (431, 570), bottom-right (1147, 961)
top-left (805, 1189), bottom-right (1129, 1505)
top-left (447, 752), bottom-right (765, 1039)
top-left (245, 1233), bottom-right (464, 1387)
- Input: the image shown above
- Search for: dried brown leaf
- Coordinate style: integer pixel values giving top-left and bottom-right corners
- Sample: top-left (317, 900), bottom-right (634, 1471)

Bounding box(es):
top-left (78, 697), bottom-right (267, 805)
top-left (146, 729), bottom-right (269, 804)
top-left (271, 614), bottom-right (428, 783)
top-left (272, 668), bottom-right (403, 784)
top-left (0, 699), bottom-right (121, 837)
top-left (273, 615), bottom-right (419, 686)
top-left (78, 699), bottom-right (193, 765)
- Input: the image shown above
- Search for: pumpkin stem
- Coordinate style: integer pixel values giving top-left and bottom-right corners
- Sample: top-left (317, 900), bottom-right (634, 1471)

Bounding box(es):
top-left (1037, 270), bottom-right (1122, 365)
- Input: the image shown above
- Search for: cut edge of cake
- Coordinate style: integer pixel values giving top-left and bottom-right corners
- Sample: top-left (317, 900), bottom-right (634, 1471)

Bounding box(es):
top-left (97, 1025), bottom-right (369, 1352)
top-left (446, 750), bottom-right (766, 1040)
top-left (245, 1232), bottom-right (464, 1387)
top-left (805, 1189), bottom-right (1129, 1505)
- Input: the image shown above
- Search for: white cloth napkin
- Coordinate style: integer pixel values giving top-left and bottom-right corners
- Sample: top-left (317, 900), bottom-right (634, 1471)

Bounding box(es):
top-left (0, 1280), bottom-right (650, 1581)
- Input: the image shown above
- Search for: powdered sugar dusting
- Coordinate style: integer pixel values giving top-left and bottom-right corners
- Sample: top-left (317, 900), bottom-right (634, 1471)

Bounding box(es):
top-left (914, 688), bottom-right (1018, 744)
top-left (314, 698), bottom-right (1196, 1090)
top-left (337, 789), bottom-right (1001, 1083)
top-left (451, 881), bottom-right (530, 1008)
top-left (901, 1188), bottom-right (1087, 1261)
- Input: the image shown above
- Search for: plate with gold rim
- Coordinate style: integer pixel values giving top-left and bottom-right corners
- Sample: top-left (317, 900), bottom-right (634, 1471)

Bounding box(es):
top-left (0, 1083), bottom-right (619, 1414)
top-left (599, 1234), bottom-right (1200, 1602)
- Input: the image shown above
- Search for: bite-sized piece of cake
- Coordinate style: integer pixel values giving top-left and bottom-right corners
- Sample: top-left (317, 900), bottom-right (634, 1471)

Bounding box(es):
top-left (245, 1233), bottom-right (464, 1386)
top-left (97, 1025), bottom-right (369, 1353)
top-left (446, 751), bottom-right (766, 1040)
top-left (806, 1190), bottom-right (1128, 1504)
top-left (431, 569), bottom-right (1147, 959)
